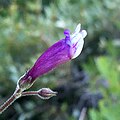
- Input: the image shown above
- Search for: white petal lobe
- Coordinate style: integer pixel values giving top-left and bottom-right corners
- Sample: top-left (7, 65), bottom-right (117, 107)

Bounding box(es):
top-left (75, 23), bottom-right (81, 33)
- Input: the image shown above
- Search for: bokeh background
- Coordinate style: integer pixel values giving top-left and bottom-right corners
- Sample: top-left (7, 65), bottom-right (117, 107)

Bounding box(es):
top-left (0, 0), bottom-right (120, 120)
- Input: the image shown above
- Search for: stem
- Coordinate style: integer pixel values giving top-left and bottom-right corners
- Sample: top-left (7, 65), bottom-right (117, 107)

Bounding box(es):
top-left (22, 91), bottom-right (38, 96)
top-left (0, 88), bottom-right (57, 114)
top-left (0, 88), bottom-right (22, 114)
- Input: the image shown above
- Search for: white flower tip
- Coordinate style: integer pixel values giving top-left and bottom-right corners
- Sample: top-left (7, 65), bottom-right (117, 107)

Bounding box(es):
top-left (75, 23), bottom-right (81, 33)
top-left (81, 30), bottom-right (87, 38)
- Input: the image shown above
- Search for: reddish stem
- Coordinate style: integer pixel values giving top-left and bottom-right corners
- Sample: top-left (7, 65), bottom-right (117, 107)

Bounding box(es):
top-left (0, 88), bottom-right (21, 114)
top-left (22, 91), bottom-right (38, 96)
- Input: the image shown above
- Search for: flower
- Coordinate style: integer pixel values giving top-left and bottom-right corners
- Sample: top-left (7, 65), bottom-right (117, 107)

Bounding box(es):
top-left (18, 23), bottom-right (87, 90)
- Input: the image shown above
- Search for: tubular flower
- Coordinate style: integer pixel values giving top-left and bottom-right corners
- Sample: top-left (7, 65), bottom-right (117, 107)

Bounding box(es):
top-left (18, 23), bottom-right (87, 90)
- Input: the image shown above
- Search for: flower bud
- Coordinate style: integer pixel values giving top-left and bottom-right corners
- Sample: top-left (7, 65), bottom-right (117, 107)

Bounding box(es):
top-left (37, 88), bottom-right (57, 99)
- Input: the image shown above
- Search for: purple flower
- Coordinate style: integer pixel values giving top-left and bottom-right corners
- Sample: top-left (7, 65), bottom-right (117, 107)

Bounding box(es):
top-left (18, 24), bottom-right (87, 90)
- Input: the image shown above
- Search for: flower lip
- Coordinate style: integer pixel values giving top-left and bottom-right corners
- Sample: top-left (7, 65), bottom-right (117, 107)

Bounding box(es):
top-left (74, 23), bottom-right (81, 34)
top-left (80, 30), bottom-right (87, 38)
top-left (65, 23), bottom-right (87, 59)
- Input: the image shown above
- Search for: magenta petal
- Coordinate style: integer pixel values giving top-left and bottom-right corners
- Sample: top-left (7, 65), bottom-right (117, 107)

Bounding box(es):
top-left (26, 39), bottom-right (71, 81)
top-left (64, 29), bottom-right (70, 37)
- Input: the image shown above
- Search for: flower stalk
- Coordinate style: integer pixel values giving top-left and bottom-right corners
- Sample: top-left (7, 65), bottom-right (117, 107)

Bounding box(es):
top-left (0, 87), bottom-right (22, 114)
top-left (22, 88), bottom-right (57, 99)
top-left (0, 88), bottom-right (57, 114)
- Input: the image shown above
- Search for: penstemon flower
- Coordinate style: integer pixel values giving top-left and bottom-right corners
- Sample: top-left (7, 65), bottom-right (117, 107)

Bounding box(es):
top-left (0, 23), bottom-right (87, 114)
top-left (18, 23), bottom-right (87, 91)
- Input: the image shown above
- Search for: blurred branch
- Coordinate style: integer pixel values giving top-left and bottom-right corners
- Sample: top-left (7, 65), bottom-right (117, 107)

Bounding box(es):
top-left (79, 107), bottom-right (87, 120)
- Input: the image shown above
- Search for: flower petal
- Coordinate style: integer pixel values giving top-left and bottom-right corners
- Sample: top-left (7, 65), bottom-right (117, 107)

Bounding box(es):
top-left (75, 23), bottom-right (81, 33)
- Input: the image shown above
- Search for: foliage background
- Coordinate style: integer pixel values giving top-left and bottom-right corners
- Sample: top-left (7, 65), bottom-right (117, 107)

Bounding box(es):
top-left (0, 0), bottom-right (120, 120)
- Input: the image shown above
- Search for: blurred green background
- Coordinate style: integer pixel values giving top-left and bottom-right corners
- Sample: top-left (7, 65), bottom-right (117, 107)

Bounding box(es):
top-left (0, 0), bottom-right (120, 120)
